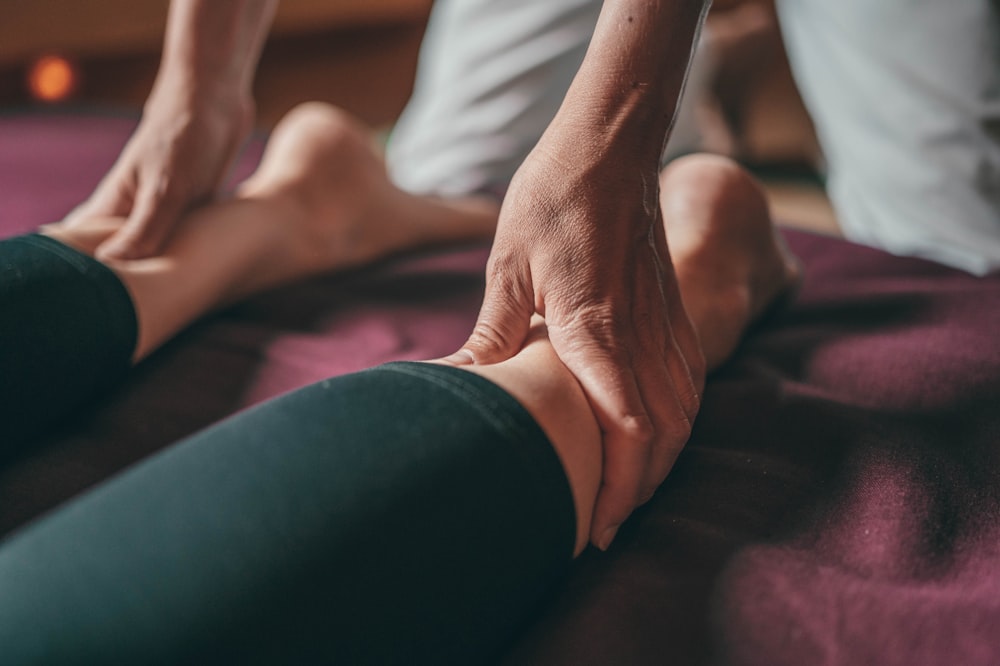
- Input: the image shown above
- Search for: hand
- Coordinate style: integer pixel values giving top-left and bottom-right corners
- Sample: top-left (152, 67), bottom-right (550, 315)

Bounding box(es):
top-left (451, 140), bottom-right (706, 550)
top-left (64, 79), bottom-right (253, 260)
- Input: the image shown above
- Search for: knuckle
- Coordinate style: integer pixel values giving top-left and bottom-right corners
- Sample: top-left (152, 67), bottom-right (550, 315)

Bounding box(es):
top-left (680, 383), bottom-right (701, 421)
top-left (663, 406), bottom-right (694, 442)
top-left (617, 413), bottom-right (656, 449)
top-left (671, 364), bottom-right (700, 407)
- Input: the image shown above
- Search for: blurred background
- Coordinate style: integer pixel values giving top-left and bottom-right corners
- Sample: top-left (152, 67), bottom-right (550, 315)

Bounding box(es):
top-left (0, 0), bottom-right (836, 234)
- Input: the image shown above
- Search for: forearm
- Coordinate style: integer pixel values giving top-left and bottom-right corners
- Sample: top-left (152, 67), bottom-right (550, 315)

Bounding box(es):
top-left (545, 0), bottom-right (711, 165)
top-left (156, 0), bottom-right (278, 101)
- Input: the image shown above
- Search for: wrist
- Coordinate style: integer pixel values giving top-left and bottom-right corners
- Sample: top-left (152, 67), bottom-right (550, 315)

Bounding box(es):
top-left (544, 91), bottom-right (667, 170)
top-left (156, 0), bottom-right (276, 101)
top-left (546, 0), bottom-right (710, 167)
top-left (147, 65), bottom-right (251, 119)
top-left (155, 38), bottom-right (253, 105)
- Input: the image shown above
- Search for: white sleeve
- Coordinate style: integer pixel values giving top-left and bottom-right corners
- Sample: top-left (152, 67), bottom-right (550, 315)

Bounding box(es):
top-left (386, 0), bottom-right (604, 199)
top-left (386, 0), bottom-right (718, 201)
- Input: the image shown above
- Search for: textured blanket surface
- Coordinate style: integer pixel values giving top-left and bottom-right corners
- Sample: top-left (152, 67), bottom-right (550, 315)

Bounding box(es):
top-left (2, 112), bottom-right (999, 665)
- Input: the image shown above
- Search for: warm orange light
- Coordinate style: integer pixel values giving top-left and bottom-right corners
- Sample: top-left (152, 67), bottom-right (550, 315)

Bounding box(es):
top-left (27, 55), bottom-right (79, 102)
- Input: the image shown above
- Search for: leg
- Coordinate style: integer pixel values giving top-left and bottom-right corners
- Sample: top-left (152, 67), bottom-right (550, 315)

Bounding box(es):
top-left (0, 154), bottom-right (794, 663)
top-left (0, 361), bottom-right (585, 664)
top-left (43, 102), bottom-right (499, 362)
top-left (657, 153), bottom-right (800, 369)
top-left (0, 235), bottom-right (137, 446)
top-left (453, 153), bottom-right (799, 551)
top-left (2, 103), bottom-right (499, 445)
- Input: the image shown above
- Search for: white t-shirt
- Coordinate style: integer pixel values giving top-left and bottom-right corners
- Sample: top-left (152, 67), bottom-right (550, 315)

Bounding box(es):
top-left (388, 0), bottom-right (1000, 274)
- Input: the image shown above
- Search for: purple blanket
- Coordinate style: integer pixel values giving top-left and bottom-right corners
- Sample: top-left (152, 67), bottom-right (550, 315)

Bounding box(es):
top-left (2, 112), bottom-right (999, 665)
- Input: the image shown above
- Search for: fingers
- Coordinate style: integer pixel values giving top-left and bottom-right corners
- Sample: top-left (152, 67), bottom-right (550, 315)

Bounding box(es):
top-left (66, 95), bottom-right (248, 260)
top-left (60, 156), bottom-right (188, 261)
top-left (552, 335), bottom-right (654, 551)
top-left (552, 316), bottom-right (692, 550)
top-left (95, 175), bottom-right (188, 261)
top-left (447, 254), bottom-right (536, 366)
top-left (547, 238), bottom-right (703, 551)
top-left (63, 170), bottom-right (134, 230)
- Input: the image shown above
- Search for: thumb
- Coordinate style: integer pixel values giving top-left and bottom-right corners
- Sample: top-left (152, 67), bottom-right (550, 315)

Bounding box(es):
top-left (447, 269), bottom-right (534, 366)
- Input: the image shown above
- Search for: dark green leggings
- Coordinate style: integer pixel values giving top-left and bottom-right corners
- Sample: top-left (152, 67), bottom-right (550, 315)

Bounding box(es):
top-left (0, 235), bottom-right (575, 664)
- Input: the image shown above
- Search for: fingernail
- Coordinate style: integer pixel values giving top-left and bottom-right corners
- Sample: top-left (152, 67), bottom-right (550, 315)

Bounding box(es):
top-left (597, 524), bottom-right (620, 551)
top-left (443, 349), bottom-right (475, 366)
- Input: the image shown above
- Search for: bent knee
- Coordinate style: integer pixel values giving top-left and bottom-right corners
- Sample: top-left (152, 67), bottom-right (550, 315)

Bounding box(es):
top-left (659, 153), bottom-right (767, 219)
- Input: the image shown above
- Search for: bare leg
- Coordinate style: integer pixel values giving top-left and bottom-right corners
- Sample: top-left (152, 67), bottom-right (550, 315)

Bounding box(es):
top-left (41, 102), bottom-right (500, 361)
top-left (43, 120), bottom-right (794, 555)
top-left (659, 153), bottom-right (800, 368)
top-left (451, 153), bottom-right (799, 553)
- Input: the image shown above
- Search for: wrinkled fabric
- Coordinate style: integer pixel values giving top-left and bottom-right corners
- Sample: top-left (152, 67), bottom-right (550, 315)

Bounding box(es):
top-left (2, 113), bottom-right (999, 665)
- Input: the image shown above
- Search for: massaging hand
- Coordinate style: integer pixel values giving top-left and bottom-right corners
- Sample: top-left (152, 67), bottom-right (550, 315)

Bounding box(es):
top-left (452, 136), bottom-right (706, 551)
top-left (65, 78), bottom-right (253, 260)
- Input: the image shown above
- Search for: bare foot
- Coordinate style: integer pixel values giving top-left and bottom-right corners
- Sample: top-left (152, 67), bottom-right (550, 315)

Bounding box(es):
top-left (660, 154), bottom-right (801, 369)
top-left (238, 102), bottom-right (500, 275)
top-left (45, 103), bottom-right (500, 279)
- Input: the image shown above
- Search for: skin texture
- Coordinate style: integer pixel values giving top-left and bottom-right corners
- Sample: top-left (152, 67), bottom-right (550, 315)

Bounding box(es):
top-left (450, 0), bottom-right (712, 549)
top-left (61, 0), bottom-right (750, 551)
top-left (45, 103), bottom-right (499, 361)
top-left (43, 102), bottom-right (798, 556)
top-left (63, 0), bottom-right (279, 260)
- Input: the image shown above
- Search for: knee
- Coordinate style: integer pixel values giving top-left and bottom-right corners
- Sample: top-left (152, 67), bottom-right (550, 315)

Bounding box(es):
top-left (268, 103), bottom-right (379, 174)
top-left (275, 103), bottom-right (370, 151)
top-left (244, 102), bottom-right (385, 209)
top-left (659, 154), bottom-right (768, 221)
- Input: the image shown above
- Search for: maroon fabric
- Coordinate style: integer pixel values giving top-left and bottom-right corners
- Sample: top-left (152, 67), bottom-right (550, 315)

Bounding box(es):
top-left (2, 111), bottom-right (999, 665)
